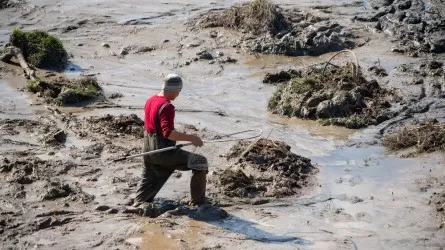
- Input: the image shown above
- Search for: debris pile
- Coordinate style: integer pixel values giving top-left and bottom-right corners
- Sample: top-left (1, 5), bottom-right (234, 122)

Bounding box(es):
top-left (267, 63), bottom-right (398, 128)
top-left (216, 139), bottom-right (317, 198)
top-left (382, 120), bottom-right (445, 154)
top-left (190, 0), bottom-right (355, 56)
top-left (27, 76), bottom-right (104, 106)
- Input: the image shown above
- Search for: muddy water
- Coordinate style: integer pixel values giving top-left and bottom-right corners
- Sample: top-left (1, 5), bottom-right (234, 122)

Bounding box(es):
top-left (1, 0), bottom-right (445, 249)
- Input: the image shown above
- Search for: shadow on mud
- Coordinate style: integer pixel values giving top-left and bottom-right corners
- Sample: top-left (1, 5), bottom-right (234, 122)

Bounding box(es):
top-left (203, 214), bottom-right (313, 245)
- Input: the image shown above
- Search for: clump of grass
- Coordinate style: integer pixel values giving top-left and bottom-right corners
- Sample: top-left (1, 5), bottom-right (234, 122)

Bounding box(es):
top-left (10, 29), bottom-right (68, 69)
top-left (382, 121), bottom-right (445, 154)
top-left (197, 0), bottom-right (289, 35)
top-left (290, 76), bottom-right (321, 94)
top-left (72, 77), bottom-right (102, 98)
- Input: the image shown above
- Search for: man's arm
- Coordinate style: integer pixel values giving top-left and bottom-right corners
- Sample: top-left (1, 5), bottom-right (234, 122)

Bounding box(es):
top-left (168, 130), bottom-right (203, 147)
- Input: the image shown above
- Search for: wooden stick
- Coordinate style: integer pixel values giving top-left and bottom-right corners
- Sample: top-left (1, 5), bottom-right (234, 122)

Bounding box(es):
top-left (1, 46), bottom-right (36, 80)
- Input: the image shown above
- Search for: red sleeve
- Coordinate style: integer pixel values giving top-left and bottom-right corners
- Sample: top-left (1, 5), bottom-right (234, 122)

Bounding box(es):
top-left (159, 103), bottom-right (175, 138)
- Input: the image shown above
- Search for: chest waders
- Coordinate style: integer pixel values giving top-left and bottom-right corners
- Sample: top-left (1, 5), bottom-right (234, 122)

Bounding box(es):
top-left (135, 102), bottom-right (207, 204)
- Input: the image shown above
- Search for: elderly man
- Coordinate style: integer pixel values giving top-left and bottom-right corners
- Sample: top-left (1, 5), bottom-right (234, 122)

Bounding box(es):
top-left (136, 73), bottom-right (208, 206)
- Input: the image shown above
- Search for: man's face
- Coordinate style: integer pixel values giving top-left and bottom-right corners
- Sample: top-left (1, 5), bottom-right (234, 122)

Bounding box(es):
top-left (171, 90), bottom-right (181, 100)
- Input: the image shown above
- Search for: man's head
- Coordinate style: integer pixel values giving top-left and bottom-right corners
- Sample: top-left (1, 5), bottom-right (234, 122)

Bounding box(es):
top-left (162, 73), bottom-right (182, 100)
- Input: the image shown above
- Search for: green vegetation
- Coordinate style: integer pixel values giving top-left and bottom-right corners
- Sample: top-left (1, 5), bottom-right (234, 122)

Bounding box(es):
top-left (27, 76), bottom-right (103, 106)
top-left (10, 29), bottom-right (68, 69)
top-left (290, 76), bottom-right (321, 94)
top-left (72, 77), bottom-right (102, 98)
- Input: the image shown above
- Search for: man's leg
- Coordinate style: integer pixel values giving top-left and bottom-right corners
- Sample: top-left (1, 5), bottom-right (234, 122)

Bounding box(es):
top-left (190, 169), bottom-right (207, 205)
top-left (153, 149), bottom-right (208, 205)
top-left (135, 133), bottom-right (174, 203)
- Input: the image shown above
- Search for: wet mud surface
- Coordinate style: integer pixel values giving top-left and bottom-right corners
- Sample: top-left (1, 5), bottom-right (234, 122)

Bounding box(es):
top-left (355, 0), bottom-right (445, 56)
top-left (1, 0), bottom-right (445, 249)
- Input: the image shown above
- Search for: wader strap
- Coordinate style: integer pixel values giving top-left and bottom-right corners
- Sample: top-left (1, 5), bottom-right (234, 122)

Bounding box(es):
top-left (153, 101), bottom-right (170, 135)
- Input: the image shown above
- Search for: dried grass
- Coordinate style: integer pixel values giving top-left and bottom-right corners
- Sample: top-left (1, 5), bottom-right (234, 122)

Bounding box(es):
top-left (197, 0), bottom-right (289, 35)
top-left (382, 122), bottom-right (445, 153)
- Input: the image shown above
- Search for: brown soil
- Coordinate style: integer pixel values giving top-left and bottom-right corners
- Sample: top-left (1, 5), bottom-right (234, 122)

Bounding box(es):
top-left (214, 139), bottom-right (317, 199)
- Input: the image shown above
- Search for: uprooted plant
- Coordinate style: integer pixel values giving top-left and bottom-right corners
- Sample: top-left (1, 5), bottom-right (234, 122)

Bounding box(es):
top-left (267, 60), bottom-right (399, 129)
top-left (27, 76), bottom-right (104, 106)
top-left (382, 120), bottom-right (445, 154)
top-left (8, 29), bottom-right (68, 69)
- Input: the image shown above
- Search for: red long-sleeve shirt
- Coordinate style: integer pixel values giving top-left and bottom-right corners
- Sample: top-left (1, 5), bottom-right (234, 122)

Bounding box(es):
top-left (144, 95), bottom-right (175, 138)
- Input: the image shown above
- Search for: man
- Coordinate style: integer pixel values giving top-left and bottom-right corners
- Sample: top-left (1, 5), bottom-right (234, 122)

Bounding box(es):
top-left (136, 73), bottom-right (208, 206)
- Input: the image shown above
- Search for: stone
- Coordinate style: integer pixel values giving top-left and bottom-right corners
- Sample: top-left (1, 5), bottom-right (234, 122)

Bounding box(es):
top-left (101, 43), bottom-right (110, 48)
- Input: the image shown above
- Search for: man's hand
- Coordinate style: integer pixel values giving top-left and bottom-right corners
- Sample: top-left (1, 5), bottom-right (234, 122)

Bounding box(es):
top-left (168, 130), bottom-right (204, 147)
top-left (190, 135), bottom-right (203, 147)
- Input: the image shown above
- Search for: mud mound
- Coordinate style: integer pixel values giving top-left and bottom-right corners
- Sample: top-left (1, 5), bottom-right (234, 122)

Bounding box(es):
top-left (41, 180), bottom-right (94, 203)
top-left (65, 114), bottom-right (144, 139)
top-left (1, 157), bottom-right (77, 184)
top-left (194, 0), bottom-right (288, 36)
top-left (28, 76), bottom-right (105, 106)
top-left (267, 64), bottom-right (399, 128)
top-left (0, 118), bottom-right (66, 146)
top-left (382, 120), bottom-right (445, 154)
top-left (356, 0), bottom-right (445, 55)
top-left (216, 139), bottom-right (317, 198)
top-left (10, 29), bottom-right (68, 69)
top-left (190, 1), bottom-right (355, 56)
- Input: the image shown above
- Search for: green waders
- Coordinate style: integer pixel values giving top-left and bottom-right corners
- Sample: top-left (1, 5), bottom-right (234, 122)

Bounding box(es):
top-left (135, 131), bottom-right (207, 204)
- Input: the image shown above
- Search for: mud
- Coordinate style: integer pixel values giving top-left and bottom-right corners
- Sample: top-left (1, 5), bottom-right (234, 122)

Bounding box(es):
top-left (190, 2), bottom-right (356, 56)
top-left (356, 0), bottom-right (445, 56)
top-left (1, 0), bottom-right (445, 249)
top-left (214, 139), bottom-right (317, 199)
top-left (267, 63), bottom-right (400, 128)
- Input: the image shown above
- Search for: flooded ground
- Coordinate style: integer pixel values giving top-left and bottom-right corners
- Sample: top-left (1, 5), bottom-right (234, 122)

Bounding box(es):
top-left (1, 0), bottom-right (445, 249)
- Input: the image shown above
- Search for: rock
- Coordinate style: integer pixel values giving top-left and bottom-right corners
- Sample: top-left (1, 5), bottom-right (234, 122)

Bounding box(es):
top-left (101, 43), bottom-right (110, 48)
top-left (216, 51), bottom-right (224, 57)
top-left (350, 196), bottom-right (364, 204)
top-left (196, 50), bottom-right (213, 60)
top-left (133, 46), bottom-right (155, 53)
top-left (119, 46), bottom-right (132, 56)
top-left (107, 208), bottom-right (119, 214)
top-left (57, 88), bottom-right (80, 105)
top-left (368, 65), bottom-right (388, 77)
top-left (53, 130), bottom-right (67, 143)
top-left (209, 30), bottom-right (218, 38)
top-left (76, 43), bottom-right (84, 47)
top-left (95, 205), bottom-right (111, 211)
